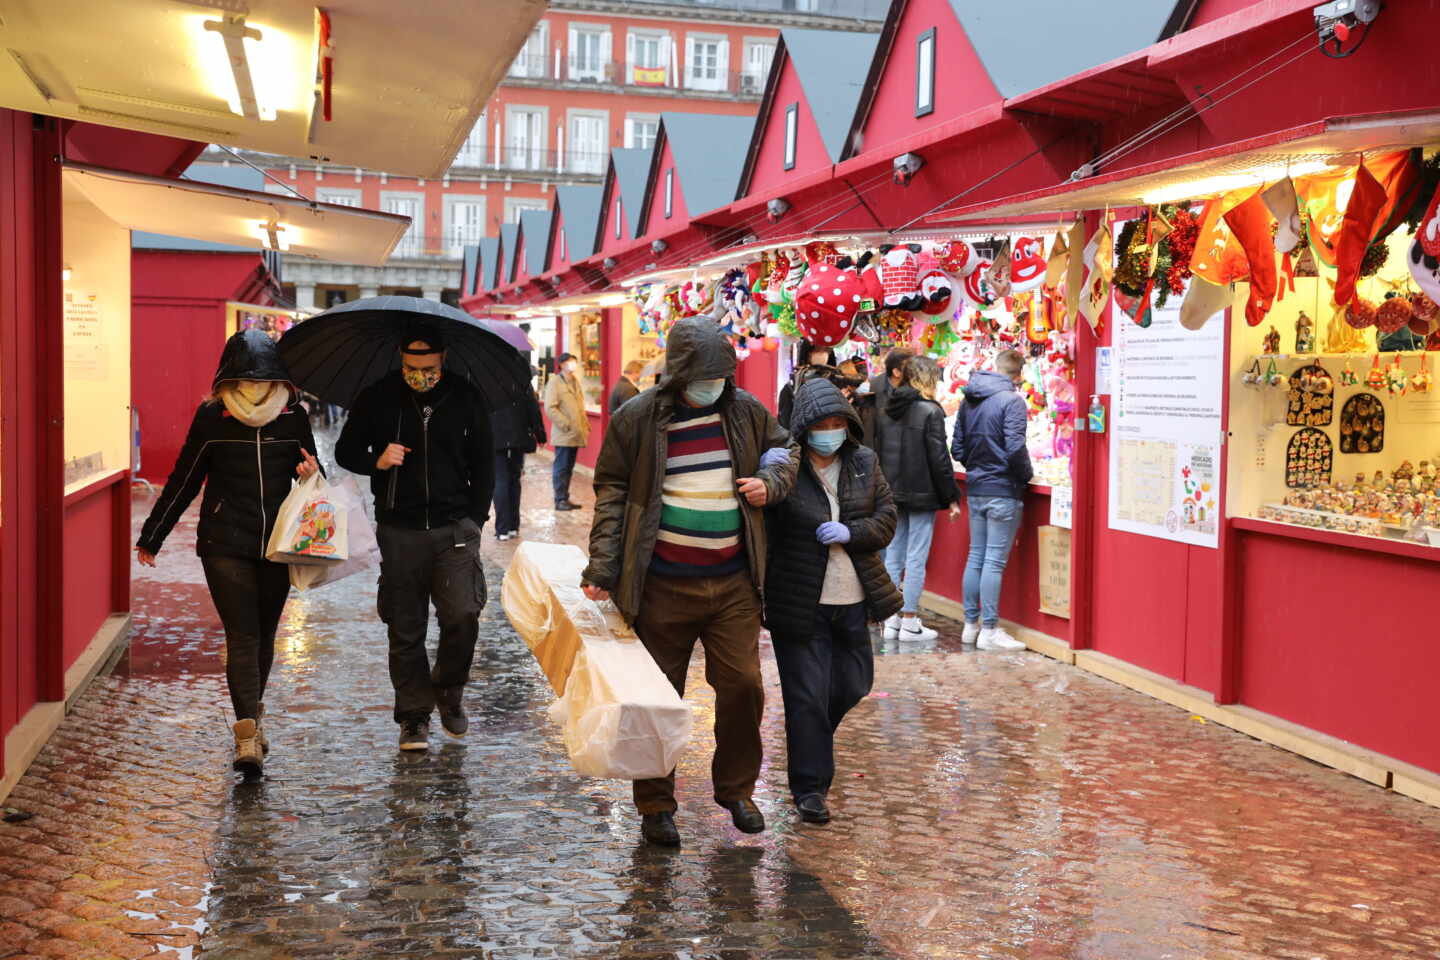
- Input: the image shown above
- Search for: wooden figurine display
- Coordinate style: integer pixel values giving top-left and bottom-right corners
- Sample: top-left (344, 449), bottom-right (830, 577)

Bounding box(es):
top-left (1339, 393), bottom-right (1385, 454)
top-left (1285, 428), bottom-right (1333, 488)
top-left (1294, 311), bottom-right (1315, 353)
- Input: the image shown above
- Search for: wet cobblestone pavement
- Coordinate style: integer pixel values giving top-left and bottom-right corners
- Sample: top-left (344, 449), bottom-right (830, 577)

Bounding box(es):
top-left (4, 443), bottom-right (1440, 959)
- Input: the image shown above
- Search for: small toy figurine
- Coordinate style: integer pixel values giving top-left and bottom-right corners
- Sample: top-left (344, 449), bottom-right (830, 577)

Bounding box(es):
top-left (1385, 353), bottom-right (1408, 396)
top-left (1339, 359), bottom-right (1359, 386)
top-left (1263, 325), bottom-right (1281, 354)
top-left (1294, 311), bottom-right (1316, 354)
top-left (1411, 353), bottom-right (1432, 393)
top-left (1394, 461), bottom-right (1416, 483)
top-left (1366, 355), bottom-right (1386, 391)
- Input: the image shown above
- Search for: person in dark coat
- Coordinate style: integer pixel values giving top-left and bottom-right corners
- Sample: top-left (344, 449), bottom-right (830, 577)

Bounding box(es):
top-left (865, 346), bottom-right (916, 417)
top-left (491, 383), bottom-right (546, 541)
top-left (581, 318), bottom-right (799, 847)
top-left (765, 378), bottom-right (901, 825)
top-left (777, 341), bottom-right (836, 431)
top-left (876, 355), bottom-right (961, 643)
top-left (136, 330), bottom-right (321, 778)
top-left (950, 349), bottom-right (1032, 652)
top-left (335, 324), bottom-right (495, 752)
top-left (608, 360), bottom-right (643, 413)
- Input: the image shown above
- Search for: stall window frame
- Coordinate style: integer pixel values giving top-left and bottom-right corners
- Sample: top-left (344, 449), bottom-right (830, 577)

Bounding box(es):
top-left (783, 102), bottom-right (798, 171)
top-left (915, 27), bottom-right (936, 118)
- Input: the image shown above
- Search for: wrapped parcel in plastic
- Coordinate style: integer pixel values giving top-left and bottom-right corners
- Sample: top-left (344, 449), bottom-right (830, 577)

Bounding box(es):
top-left (501, 542), bottom-right (693, 779)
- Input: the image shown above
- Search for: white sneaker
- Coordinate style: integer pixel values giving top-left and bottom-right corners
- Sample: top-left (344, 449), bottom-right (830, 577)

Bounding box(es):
top-left (899, 617), bottom-right (938, 642)
top-left (961, 622), bottom-right (981, 645)
top-left (882, 614), bottom-right (901, 641)
top-left (977, 627), bottom-right (1026, 651)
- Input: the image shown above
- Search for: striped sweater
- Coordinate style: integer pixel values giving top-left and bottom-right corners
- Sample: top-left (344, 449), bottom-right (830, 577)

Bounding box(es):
top-left (650, 403), bottom-right (745, 577)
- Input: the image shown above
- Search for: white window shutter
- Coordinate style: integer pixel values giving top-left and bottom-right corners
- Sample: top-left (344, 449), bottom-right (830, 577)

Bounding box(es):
top-left (626, 32), bottom-right (635, 81)
top-left (567, 26), bottom-right (578, 80)
top-left (601, 31), bottom-right (613, 81)
top-left (624, 117), bottom-right (635, 148)
top-left (718, 37), bottom-right (730, 80)
top-left (684, 35), bottom-right (694, 85)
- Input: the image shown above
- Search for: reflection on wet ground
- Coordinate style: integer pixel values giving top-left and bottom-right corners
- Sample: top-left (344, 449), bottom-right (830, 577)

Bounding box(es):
top-left (3, 432), bottom-right (1440, 959)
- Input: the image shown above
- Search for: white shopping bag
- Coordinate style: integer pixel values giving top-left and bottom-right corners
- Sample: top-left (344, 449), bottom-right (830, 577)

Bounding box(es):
top-left (502, 542), bottom-right (692, 780)
top-left (290, 477), bottom-right (380, 591)
top-left (265, 472), bottom-right (349, 565)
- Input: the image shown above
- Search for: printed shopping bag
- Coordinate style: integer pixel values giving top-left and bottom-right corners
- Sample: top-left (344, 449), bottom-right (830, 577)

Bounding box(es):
top-left (265, 472), bottom-right (348, 565)
top-left (290, 477), bottom-right (379, 591)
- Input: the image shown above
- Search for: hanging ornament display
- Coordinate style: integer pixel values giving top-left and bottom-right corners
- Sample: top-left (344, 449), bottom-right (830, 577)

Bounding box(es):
top-left (1339, 359), bottom-right (1359, 386)
top-left (1286, 362), bottom-right (1334, 427)
top-left (1078, 224), bottom-right (1113, 334)
top-left (1385, 353), bottom-right (1408, 396)
top-left (1161, 205), bottom-right (1199, 303)
top-left (1375, 295), bottom-right (1414, 334)
top-left (1339, 392), bottom-right (1385, 453)
top-left (1364, 354), bottom-right (1386, 390)
top-left (1410, 353), bottom-right (1432, 392)
top-left (1009, 236), bottom-right (1047, 293)
top-left (1346, 297), bottom-right (1378, 330)
top-left (1285, 428), bottom-right (1333, 489)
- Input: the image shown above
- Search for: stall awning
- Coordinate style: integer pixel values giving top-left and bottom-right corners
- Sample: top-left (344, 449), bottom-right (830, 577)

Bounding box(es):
top-left (63, 162), bottom-right (409, 267)
top-left (929, 111), bottom-right (1440, 224)
top-left (0, 0), bottom-right (544, 178)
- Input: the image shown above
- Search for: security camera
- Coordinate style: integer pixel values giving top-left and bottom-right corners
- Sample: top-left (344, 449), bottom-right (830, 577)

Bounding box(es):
top-left (602, 257), bottom-right (617, 271)
top-left (651, 239), bottom-right (668, 255)
top-left (766, 198), bottom-right (790, 223)
top-left (892, 152), bottom-right (924, 186)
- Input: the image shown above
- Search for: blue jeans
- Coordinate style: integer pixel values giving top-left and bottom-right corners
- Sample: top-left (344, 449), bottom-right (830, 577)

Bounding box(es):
top-left (883, 509), bottom-right (937, 615)
top-left (963, 495), bottom-right (1023, 627)
top-left (552, 445), bottom-right (578, 505)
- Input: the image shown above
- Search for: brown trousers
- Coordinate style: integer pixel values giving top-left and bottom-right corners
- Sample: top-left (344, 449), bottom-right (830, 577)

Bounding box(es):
top-left (632, 570), bottom-right (765, 815)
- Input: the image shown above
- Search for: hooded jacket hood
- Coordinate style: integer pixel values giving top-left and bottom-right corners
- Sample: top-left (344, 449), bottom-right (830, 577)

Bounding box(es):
top-left (792, 377), bottom-right (862, 445)
top-left (885, 384), bottom-right (925, 421)
top-left (658, 318), bottom-right (737, 394)
top-left (213, 329), bottom-right (292, 390)
top-left (964, 370), bottom-right (1017, 404)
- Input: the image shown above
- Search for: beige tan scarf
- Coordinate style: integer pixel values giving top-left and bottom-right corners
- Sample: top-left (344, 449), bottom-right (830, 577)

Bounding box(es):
top-left (220, 380), bottom-right (289, 427)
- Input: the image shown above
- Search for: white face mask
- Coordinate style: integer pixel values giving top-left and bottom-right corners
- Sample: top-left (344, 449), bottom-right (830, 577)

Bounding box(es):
top-left (683, 377), bottom-right (726, 407)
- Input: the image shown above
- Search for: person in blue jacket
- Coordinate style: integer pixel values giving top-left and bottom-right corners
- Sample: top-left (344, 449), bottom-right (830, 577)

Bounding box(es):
top-left (950, 349), bottom-right (1032, 652)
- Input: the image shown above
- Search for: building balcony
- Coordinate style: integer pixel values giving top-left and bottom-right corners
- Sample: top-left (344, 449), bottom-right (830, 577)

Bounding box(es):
top-left (448, 147), bottom-right (610, 178)
top-left (386, 231), bottom-right (486, 262)
top-left (503, 55), bottom-right (769, 100)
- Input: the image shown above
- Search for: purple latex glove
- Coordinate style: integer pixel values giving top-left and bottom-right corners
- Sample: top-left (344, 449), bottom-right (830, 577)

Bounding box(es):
top-left (759, 447), bottom-right (790, 470)
top-left (816, 521), bottom-right (851, 545)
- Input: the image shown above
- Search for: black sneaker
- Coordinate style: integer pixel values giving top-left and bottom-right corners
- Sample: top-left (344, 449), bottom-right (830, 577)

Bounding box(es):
top-left (435, 686), bottom-right (468, 739)
top-left (555, 501), bottom-right (581, 511)
top-left (720, 798), bottom-right (766, 834)
top-left (399, 719), bottom-right (430, 751)
top-left (641, 812), bottom-right (681, 847)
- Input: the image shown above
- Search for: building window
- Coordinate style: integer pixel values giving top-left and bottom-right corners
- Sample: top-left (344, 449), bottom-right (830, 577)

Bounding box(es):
top-left (685, 34), bottom-right (727, 92)
top-left (451, 112), bottom-right (486, 169)
top-left (568, 25), bottom-right (610, 82)
top-left (505, 197), bottom-right (547, 223)
top-left (614, 196), bottom-right (623, 238)
top-left (783, 103), bottom-right (798, 171)
top-left (381, 192), bottom-right (424, 258)
top-left (316, 188), bottom-right (361, 206)
top-left (567, 112), bottom-right (607, 175)
top-left (916, 28), bottom-right (936, 118)
top-left (741, 39), bottom-right (775, 95)
top-left (506, 107), bottom-right (546, 171)
top-left (325, 289), bottom-right (348, 307)
top-left (664, 168), bottom-right (674, 219)
top-left (628, 30), bottom-right (670, 87)
top-left (445, 197), bottom-right (486, 258)
top-left (510, 20), bottom-right (549, 79)
top-left (624, 115), bottom-right (659, 150)
top-left (557, 227), bottom-right (567, 263)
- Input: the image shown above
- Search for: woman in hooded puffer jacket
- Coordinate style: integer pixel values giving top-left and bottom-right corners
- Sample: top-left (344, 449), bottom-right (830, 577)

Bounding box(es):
top-left (766, 378), bottom-right (901, 825)
top-left (875, 355), bottom-right (962, 642)
top-left (136, 330), bottom-right (320, 779)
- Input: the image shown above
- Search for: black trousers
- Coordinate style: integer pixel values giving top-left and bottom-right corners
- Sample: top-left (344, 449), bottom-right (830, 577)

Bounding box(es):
top-left (770, 602), bottom-right (875, 802)
top-left (493, 448), bottom-right (525, 536)
top-left (201, 555), bottom-right (292, 722)
top-left (376, 520), bottom-right (486, 724)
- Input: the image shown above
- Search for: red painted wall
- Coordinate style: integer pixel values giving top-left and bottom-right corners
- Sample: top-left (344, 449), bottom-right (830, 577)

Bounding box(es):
top-left (1235, 530), bottom-right (1440, 773)
top-left (597, 177), bottom-right (632, 257)
top-left (62, 481), bottom-right (121, 666)
top-left (639, 139), bottom-right (690, 239)
top-left (734, 348), bottom-right (779, 415)
top-left (131, 250), bottom-right (271, 482)
top-left (856, 0), bottom-right (999, 158)
top-left (746, 55), bottom-right (832, 195)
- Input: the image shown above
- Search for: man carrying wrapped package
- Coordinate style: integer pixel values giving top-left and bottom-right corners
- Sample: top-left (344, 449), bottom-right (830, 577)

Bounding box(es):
top-left (336, 325), bottom-right (494, 752)
top-left (581, 317), bottom-right (799, 847)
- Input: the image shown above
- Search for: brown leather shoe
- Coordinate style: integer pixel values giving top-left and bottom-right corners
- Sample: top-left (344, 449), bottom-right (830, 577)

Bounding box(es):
top-left (721, 798), bottom-right (765, 834)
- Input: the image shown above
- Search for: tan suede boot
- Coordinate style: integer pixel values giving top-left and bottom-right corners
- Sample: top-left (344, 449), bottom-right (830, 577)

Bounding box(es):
top-left (255, 703), bottom-right (270, 755)
top-left (233, 719), bottom-right (263, 776)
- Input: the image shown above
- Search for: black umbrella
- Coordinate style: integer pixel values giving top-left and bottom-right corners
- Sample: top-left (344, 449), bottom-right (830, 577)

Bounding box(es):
top-left (277, 296), bottom-right (532, 411)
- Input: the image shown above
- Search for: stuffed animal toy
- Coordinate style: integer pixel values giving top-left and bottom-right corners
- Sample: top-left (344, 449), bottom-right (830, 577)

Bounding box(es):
top-left (1010, 236), bottom-right (1047, 293)
top-left (931, 239), bottom-right (977, 277)
top-left (795, 257), bottom-right (874, 346)
top-left (986, 239), bottom-right (1013, 299)
top-left (875, 244), bottom-right (926, 311)
top-left (961, 257), bottom-right (996, 308)
top-left (914, 249), bottom-right (953, 316)
top-left (766, 249), bottom-right (792, 305)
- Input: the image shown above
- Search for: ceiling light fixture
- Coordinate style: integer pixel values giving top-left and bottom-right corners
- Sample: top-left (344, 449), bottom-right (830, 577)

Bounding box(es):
top-left (202, 15), bottom-right (286, 121)
top-left (254, 219), bottom-right (291, 251)
top-left (1140, 159), bottom-right (1335, 206)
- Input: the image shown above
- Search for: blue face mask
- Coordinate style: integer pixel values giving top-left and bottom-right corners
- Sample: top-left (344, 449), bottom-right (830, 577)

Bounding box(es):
top-left (683, 378), bottom-right (726, 407)
top-left (808, 427), bottom-right (846, 455)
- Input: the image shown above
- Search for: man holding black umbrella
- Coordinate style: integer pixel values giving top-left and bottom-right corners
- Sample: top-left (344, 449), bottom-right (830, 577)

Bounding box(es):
top-left (335, 325), bottom-right (495, 751)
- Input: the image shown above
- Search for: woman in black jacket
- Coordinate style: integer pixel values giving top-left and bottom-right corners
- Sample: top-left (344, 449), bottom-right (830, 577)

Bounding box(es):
top-left (876, 355), bottom-right (962, 644)
top-left (766, 378), bottom-right (901, 825)
top-left (776, 340), bottom-right (836, 430)
top-left (136, 330), bottom-right (319, 778)
top-left (490, 383), bottom-right (546, 541)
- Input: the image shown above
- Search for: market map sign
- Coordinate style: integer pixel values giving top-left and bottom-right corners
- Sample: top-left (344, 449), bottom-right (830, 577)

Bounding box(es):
top-left (1107, 292), bottom-right (1224, 548)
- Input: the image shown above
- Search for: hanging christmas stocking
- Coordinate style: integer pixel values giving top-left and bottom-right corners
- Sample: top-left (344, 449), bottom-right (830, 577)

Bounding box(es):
top-left (1333, 161), bottom-right (1388, 308)
top-left (1223, 193), bottom-right (1279, 326)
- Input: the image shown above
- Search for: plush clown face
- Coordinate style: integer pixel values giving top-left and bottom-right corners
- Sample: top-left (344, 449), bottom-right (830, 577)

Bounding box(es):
top-left (1010, 236), bottom-right (1047, 292)
top-left (962, 258), bottom-right (995, 307)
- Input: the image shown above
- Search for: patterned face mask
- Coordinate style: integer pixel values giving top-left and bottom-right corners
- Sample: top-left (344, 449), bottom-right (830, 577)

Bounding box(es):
top-left (403, 367), bottom-right (442, 393)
